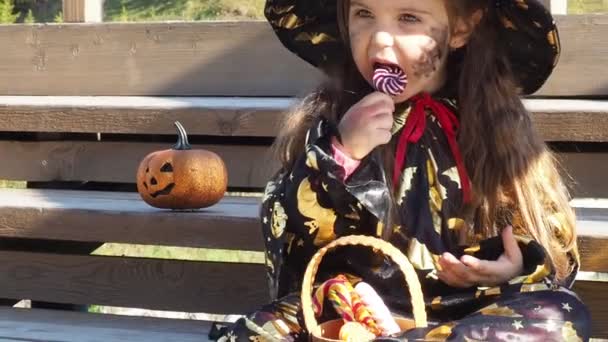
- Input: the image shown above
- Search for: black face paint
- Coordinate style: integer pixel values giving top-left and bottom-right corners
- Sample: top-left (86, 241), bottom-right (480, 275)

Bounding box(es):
top-left (412, 25), bottom-right (449, 78)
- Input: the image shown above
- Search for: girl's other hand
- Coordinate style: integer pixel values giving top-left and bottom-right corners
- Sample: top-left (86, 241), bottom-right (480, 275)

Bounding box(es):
top-left (437, 226), bottom-right (524, 288)
top-left (336, 92), bottom-right (395, 160)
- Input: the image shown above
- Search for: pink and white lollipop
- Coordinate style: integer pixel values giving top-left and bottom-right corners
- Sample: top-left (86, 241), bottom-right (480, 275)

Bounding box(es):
top-left (372, 64), bottom-right (407, 97)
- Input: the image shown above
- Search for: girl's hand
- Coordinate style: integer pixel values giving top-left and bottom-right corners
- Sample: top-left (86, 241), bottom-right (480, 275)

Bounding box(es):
top-left (437, 226), bottom-right (524, 288)
top-left (336, 92), bottom-right (395, 160)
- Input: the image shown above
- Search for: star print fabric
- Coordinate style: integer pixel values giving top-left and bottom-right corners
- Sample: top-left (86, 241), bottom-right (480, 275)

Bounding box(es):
top-left (212, 96), bottom-right (590, 341)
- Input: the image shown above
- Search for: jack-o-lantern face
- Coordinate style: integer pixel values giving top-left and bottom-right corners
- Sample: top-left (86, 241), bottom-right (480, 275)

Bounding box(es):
top-left (140, 154), bottom-right (175, 198)
top-left (136, 122), bottom-right (228, 210)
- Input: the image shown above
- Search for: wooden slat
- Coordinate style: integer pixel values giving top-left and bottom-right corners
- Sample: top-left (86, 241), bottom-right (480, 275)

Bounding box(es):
top-left (0, 189), bottom-right (264, 251)
top-left (538, 14), bottom-right (608, 96)
top-left (529, 99), bottom-right (608, 142)
top-left (0, 96), bottom-right (288, 137)
top-left (0, 22), bottom-right (318, 97)
top-left (0, 97), bottom-right (606, 140)
top-left (573, 281), bottom-right (608, 338)
top-left (0, 141), bottom-right (275, 189)
top-left (0, 308), bottom-right (212, 342)
top-left (558, 152), bottom-right (608, 198)
top-left (579, 235), bottom-right (608, 273)
top-left (572, 200), bottom-right (608, 273)
top-left (0, 140), bottom-right (603, 197)
top-left (63, 0), bottom-right (85, 23)
top-left (0, 251), bottom-right (268, 314)
top-left (0, 286), bottom-right (603, 341)
top-left (0, 189), bottom-right (605, 264)
top-left (0, 17), bottom-right (604, 97)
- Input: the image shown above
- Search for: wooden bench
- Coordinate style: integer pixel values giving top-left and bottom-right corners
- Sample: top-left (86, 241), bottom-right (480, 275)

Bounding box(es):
top-left (0, 17), bottom-right (605, 341)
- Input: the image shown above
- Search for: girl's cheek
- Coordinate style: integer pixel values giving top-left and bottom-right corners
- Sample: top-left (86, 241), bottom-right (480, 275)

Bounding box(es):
top-left (409, 26), bottom-right (449, 79)
top-left (348, 24), bottom-right (367, 46)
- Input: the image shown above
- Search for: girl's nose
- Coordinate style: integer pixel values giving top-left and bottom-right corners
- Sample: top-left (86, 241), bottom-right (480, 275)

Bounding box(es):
top-left (371, 31), bottom-right (395, 49)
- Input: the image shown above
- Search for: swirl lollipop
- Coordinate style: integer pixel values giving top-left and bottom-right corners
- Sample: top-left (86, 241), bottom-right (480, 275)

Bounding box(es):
top-left (372, 64), bottom-right (407, 97)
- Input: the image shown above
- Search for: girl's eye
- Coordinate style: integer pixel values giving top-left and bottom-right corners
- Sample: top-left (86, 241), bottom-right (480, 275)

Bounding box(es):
top-left (354, 9), bottom-right (373, 18)
top-left (399, 13), bottom-right (420, 23)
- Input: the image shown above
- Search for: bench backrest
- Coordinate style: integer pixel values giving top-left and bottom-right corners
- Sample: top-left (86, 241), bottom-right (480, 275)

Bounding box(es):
top-left (0, 18), bottom-right (605, 334)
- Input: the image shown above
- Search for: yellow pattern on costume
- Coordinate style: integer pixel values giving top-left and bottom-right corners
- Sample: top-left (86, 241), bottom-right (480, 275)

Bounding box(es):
top-left (297, 178), bottom-right (337, 246)
top-left (425, 323), bottom-right (455, 340)
top-left (407, 237), bottom-right (440, 271)
top-left (442, 166), bottom-right (462, 189)
top-left (271, 201), bottom-right (288, 238)
top-left (306, 151), bottom-right (320, 171)
top-left (478, 303), bottom-right (523, 317)
top-left (523, 262), bottom-right (552, 283)
top-left (268, 13), bottom-right (306, 29)
top-left (294, 32), bottom-right (335, 45)
top-left (561, 322), bottom-right (582, 342)
top-left (396, 166), bottom-right (418, 205)
top-left (426, 157), bottom-right (443, 234)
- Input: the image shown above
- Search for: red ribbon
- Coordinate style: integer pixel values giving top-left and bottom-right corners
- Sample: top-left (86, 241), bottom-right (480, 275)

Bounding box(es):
top-left (393, 93), bottom-right (472, 204)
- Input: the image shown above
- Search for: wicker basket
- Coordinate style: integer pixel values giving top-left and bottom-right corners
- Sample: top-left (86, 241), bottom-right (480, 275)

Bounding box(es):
top-left (300, 235), bottom-right (428, 341)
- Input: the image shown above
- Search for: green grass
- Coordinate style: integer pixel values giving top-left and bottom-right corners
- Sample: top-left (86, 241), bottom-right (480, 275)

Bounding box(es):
top-left (569, 0), bottom-right (608, 13)
top-left (0, 180), bottom-right (26, 189)
top-left (104, 0), bottom-right (265, 22)
top-left (100, 0), bottom-right (608, 22)
top-left (93, 243), bottom-right (264, 264)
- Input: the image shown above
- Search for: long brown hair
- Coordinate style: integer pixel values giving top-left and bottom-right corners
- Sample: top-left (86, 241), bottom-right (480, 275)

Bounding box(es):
top-left (271, 0), bottom-right (578, 282)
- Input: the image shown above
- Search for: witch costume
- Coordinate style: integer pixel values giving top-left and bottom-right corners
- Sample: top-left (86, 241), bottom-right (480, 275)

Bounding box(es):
top-left (211, 0), bottom-right (591, 340)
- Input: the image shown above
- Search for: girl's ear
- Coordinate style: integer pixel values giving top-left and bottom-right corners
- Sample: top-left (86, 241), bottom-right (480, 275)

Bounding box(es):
top-left (449, 9), bottom-right (483, 49)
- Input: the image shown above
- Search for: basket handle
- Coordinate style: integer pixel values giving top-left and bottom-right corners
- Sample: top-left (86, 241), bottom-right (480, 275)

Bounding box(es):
top-left (301, 235), bottom-right (428, 337)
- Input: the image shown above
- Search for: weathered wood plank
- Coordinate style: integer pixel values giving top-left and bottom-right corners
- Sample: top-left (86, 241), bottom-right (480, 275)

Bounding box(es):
top-left (557, 152), bottom-right (608, 199)
top-left (0, 96), bottom-right (288, 137)
top-left (0, 17), bottom-right (604, 96)
top-left (0, 251), bottom-right (268, 314)
top-left (63, 0), bottom-right (85, 23)
top-left (528, 99), bottom-right (608, 142)
top-left (0, 141), bottom-right (275, 189)
top-left (573, 281), bottom-right (608, 338)
top-left (0, 189), bottom-right (604, 267)
top-left (0, 97), bottom-right (606, 141)
top-left (0, 307), bottom-right (212, 342)
top-left (0, 140), bottom-right (603, 196)
top-left (578, 235), bottom-right (608, 273)
top-left (538, 14), bottom-right (608, 96)
top-left (0, 189), bottom-right (264, 251)
top-left (572, 201), bottom-right (608, 273)
top-left (0, 22), bottom-right (318, 97)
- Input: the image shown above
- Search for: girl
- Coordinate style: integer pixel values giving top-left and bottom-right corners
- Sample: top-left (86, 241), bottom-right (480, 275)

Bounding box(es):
top-left (213, 0), bottom-right (591, 340)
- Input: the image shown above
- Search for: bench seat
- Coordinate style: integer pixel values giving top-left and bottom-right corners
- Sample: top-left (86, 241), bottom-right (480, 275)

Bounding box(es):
top-left (0, 188), bottom-right (605, 336)
top-left (0, 307), bottom-right (213, 342)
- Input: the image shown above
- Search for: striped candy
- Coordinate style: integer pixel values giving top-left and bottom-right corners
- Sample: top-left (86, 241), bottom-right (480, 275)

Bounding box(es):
top-left (312, 275), bottom-right (381, 336)
top-left (372, 64), bottom-right (407, 97)
top-left (355, 282), bottom-right (400, 336)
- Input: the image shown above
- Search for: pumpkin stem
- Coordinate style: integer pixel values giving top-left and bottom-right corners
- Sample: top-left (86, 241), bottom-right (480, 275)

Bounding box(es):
top-left (173, 121), bottom-right (192, 150)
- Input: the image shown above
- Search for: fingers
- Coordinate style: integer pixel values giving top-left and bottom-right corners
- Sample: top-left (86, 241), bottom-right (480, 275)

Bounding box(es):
top-left (460, 254), bottom-right (489, 275)
top-left (438, 253), bottom-right (477, 288)
top-left (460, 255), bottom-right (500, 287)
top-left (338, 92), bottom-right (396, 158)
top-left (360, 91), bottom-right (396, 110)
top-left (437, 228), bottom-right (526, 288)
top-left (502, 226), bottom-right (523, 265)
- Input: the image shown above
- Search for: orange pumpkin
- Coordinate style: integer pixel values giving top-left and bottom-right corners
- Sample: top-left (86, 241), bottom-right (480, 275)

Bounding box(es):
top-left (136, 121), bottom-right (227, 209)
